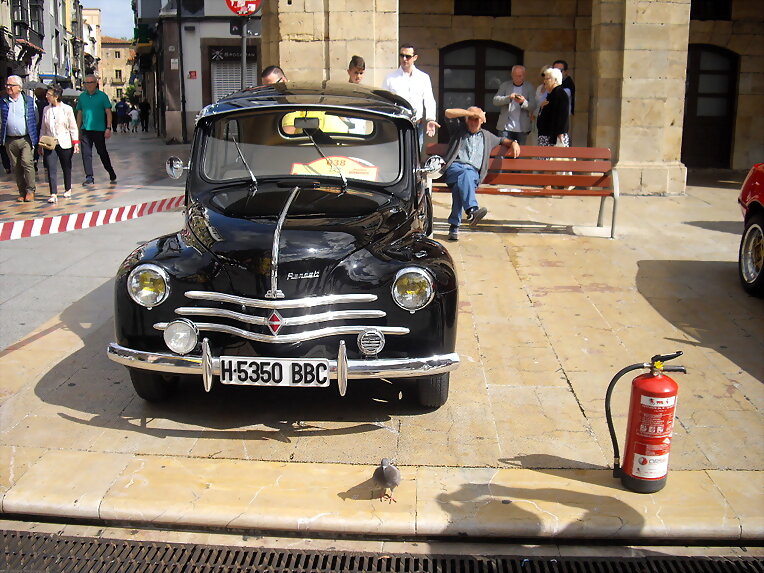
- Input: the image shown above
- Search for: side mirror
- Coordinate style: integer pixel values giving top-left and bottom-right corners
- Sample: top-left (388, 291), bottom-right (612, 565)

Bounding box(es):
top-left (419, 155), bottom-right (445, 179)
top-left (166, 156), bottom-right (186, 179)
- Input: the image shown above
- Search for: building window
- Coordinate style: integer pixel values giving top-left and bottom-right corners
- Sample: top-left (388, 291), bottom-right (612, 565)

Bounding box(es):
top-left (438, 40), bottom-right (522, 140)
top-left (454, 0), bottom-right (510, 17)
top-left (115, 69), bottom-right (122, 80)
top-left (115, 50), bottom-right (121, 59)
top-left (690, 0), bottom-right (731, 20)
top-left (116, 89), bottom-right (123, 98)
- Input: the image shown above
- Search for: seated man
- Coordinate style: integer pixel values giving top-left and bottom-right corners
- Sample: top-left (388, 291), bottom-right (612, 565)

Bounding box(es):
top-left (441, 107), bottom-right (520, 241)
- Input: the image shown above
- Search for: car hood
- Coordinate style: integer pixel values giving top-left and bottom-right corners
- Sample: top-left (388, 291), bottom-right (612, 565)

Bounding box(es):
top-left (185, 188), bottom-right (409, 295)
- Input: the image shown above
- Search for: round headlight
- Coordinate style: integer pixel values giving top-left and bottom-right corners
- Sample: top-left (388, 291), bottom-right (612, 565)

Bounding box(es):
top-left (392, 267), bottom-right (434, 312)
top-left (127, 264), bottom-right (170, 308)
top-left (163, 319), bottom-right (198, 355)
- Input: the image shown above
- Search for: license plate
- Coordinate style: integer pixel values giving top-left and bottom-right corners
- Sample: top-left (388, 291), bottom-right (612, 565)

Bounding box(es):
top-left (219, 356), bottom-right (331, 387)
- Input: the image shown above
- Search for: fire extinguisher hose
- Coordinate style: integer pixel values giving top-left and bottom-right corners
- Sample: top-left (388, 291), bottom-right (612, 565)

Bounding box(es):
top-left (604, 362), bottom-right (649, 478)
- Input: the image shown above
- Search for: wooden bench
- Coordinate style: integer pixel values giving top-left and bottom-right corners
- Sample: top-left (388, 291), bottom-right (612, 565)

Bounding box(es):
top-left (425, 143), bottom-right (620, 238)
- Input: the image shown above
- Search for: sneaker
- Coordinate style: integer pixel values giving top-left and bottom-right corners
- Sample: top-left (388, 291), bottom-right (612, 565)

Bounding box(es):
top-left (83, 177), bottom-right (94, 186)
top-left (109, 174), bottom-right (117, 183)
top-left (62, 190), bottom-right (71, 198)
top-left (465, 206), bottom-right (488, 227)
top-left (447, 225), bottom-right (459, 241)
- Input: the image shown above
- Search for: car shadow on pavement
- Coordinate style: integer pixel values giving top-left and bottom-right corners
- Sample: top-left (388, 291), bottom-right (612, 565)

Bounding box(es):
top-left (636, 259), bottom-right (764, 381)
top-left (685, 220), bottom-right (742, 235)
top-left (30, 316), bottom-right (432, 454)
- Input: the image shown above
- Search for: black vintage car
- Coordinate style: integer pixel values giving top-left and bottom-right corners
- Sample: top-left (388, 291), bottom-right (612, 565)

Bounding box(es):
top-left (107, 82), bottom-right (459, 408)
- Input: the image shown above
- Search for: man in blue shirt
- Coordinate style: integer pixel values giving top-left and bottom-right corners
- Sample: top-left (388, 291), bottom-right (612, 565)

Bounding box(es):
top-left (1, 75), bottom-right (38, 201)
top-left (75, 75), bottom-right (116, 185)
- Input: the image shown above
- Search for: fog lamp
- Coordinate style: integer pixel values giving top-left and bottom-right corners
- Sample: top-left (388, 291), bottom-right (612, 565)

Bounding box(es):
top-left (163, 319), bottom-right (198, 355)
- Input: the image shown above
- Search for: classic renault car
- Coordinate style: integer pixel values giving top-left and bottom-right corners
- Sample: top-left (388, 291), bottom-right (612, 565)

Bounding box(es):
top-left (106, 82), bottom-right (458, 408)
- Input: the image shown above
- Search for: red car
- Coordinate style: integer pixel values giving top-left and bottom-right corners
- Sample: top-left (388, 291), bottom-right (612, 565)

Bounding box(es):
top-left (738, 163), bottom-right (764, 296)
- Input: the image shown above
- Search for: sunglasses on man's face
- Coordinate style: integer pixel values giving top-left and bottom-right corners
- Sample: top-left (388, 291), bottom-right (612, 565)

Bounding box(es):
top-left (399, 53), bottom-right (414, 59)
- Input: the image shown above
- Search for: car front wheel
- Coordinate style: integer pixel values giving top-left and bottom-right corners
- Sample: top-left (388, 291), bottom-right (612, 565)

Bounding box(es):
top-left (739, 213), bottom-right (764, 297)
top-left (128, 368), bottom-right (179, 402)
top-left (415, 372), bottom-right (449, 408)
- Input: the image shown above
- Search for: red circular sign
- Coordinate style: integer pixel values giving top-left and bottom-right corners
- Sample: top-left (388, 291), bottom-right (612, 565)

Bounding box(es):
top-left (225, 0), bottom-right (261, 16)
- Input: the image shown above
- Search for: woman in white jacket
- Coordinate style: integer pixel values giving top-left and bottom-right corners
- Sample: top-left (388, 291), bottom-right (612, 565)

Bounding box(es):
top-left (39, 86), bottom-right (79, 203)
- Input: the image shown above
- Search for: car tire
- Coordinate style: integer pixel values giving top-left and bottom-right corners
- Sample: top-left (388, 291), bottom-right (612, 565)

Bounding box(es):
top-left (739, 212), bottom-right (764, 297)
top-left (423, 192), bottom-right (434, 238)
top-left (128, 368), bottom-right (178, 402)
top-left (416, 372), bottom-right (449, 408)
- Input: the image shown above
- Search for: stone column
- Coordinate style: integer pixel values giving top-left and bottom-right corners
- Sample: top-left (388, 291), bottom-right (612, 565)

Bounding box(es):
top-left (264, 0), bottom-right (397, 86)
top-left (590, 0), bottom-right (690, 195)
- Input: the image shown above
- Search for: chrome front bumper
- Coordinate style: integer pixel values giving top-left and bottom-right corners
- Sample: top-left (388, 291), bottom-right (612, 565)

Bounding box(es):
top-left (107, 342), bottom-right (460, 395)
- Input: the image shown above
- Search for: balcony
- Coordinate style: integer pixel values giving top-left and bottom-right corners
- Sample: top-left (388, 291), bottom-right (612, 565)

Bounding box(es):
top-left (110, 78), bottom-right (125, 86)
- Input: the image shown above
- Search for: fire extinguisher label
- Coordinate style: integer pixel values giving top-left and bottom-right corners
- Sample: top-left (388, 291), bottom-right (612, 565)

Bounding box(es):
top-left (640, 395), bottom-right (676, 408)
top-left (637, 394), bottom-right (677, 438)
top-left (632, 452), bottom-right (669, 479)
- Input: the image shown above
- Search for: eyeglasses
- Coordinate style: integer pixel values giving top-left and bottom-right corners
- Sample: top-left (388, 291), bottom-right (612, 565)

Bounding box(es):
top-left (84, 80), bottom-right (96, 84)
top-left (399, 53), bottom-right (414, 59)
top-left (5, 84), bottom-right (19, 88)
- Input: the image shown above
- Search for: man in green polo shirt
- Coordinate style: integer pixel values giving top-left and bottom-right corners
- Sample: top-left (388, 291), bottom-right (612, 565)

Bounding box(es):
top-left (75, 74), bottom-right (116, 185)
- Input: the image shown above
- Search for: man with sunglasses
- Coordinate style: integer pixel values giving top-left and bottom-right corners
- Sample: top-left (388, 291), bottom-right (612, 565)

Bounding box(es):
top-left (1, 75), bottom-right (39, 201)
top-left (383, 44), bottom-right (439, 149)
top-left (75, 75), bottom-right (117, 186)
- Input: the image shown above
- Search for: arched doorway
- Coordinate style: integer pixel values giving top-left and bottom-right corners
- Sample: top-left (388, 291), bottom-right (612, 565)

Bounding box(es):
top-left (681, 44), bottom-right (738, 168)
top-left (438, 41), bottom-right (522, 141)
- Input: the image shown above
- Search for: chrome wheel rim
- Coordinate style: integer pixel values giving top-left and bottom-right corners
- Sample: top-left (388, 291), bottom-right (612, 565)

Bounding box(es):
top-left (741, 222), bottom-right (763, 284)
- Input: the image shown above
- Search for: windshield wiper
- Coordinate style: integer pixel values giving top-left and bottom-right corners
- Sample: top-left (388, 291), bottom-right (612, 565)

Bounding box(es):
top-left (231, 135), bottom-right (259, 211)
top-left (304, 128), bottom-right (348, 194)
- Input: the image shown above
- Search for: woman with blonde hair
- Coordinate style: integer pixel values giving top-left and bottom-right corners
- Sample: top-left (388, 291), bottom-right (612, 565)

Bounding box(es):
top-left (39, 86), bottom-right (79, 203)
top-left (536, 67), bottom-right (570, 147)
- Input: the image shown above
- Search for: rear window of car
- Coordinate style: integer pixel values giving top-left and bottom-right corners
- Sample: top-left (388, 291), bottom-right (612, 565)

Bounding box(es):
top-left (201, 109), bottom-right (402, 185)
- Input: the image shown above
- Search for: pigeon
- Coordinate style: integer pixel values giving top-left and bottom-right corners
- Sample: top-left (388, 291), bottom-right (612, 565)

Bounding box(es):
top-left (373, 458), bottom-right (400, 503)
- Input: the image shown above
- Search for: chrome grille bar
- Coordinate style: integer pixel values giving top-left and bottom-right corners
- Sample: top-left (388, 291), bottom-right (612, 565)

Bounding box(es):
top-left (175, 306), bottom-right (386, 327)
top-left (154, 322), bottom-right (409, 344)
top-left (185, 291), bottom-right (377, 309)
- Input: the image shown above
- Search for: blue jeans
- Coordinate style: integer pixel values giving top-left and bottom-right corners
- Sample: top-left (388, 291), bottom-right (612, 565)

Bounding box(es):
top-left (499, 129), bottom-right (528, 145)
top-left (444, 162), bottom-right (480, 227)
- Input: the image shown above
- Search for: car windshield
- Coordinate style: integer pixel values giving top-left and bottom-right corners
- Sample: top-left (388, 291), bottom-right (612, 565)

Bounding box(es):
top-left (201, 109), bottom-right (402, 185)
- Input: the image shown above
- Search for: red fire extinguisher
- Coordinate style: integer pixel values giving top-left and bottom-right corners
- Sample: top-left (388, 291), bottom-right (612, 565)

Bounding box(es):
top-left (605, 351), bottom-right (687, 493)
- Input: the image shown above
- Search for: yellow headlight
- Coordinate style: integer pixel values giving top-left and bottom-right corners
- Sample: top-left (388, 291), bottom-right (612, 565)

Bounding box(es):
top-left (392, 267), bottom-right (434, 312)
top-left (127, 264), bottom-right (170, 308)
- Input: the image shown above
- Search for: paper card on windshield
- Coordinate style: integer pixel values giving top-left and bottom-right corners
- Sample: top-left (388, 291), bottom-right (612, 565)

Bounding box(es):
top-left (290, 156), bottom-right (379, 182)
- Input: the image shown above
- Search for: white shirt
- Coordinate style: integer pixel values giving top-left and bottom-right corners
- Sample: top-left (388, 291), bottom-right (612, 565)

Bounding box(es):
top-left (383, 66), bottom-right (436, 123)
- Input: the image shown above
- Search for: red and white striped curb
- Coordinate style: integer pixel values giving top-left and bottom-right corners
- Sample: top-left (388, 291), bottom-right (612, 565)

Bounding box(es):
top-left (0, 195), bottom-right (185, 242)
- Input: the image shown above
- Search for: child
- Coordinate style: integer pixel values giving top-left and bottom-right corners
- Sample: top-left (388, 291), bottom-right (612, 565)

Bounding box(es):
top-left (128, 106), bottom-right (140, 133)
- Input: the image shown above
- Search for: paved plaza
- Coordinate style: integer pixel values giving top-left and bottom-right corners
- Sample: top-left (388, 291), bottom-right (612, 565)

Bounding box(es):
top-left (0, 133), bottom-right (761, 545)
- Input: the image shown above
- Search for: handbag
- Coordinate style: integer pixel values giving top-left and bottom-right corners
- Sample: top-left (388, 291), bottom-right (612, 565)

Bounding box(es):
top-left (39, 135), bottom-right (58, 151)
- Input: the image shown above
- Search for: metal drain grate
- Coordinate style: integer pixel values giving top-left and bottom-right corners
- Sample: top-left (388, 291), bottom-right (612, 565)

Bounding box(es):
top-left (2, 531), bottom-right (762, 573)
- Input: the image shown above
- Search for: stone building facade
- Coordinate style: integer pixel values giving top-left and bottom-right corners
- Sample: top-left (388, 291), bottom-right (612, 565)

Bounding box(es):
top-left (148, 0), bottom-right (763, 194)
top-left (99, 37), bottom-right (135, 102)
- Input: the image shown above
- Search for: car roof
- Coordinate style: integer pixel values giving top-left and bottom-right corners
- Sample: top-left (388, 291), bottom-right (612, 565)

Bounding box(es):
top-left (198, 81), bottom-right (415, 122)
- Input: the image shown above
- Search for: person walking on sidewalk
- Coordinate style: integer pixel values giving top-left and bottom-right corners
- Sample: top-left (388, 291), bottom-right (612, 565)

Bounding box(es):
top-left (39, 86), bottom-right (79, 204)
top-left (1, 75), bottom-right (38, 202)
top-left (441, 106), bottom-right (520, 241)
top-left (76, 75), bottom-right (116, 186)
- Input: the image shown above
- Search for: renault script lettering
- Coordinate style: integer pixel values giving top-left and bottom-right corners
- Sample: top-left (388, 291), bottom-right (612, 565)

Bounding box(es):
top-left (286, 271), bottom-right (320, 280)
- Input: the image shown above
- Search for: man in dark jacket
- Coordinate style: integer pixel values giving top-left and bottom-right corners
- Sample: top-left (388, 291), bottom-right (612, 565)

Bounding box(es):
top-left (1, 75), bottom-right (39, 201)
top-left (441, 107), bottom-right (520, 241)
